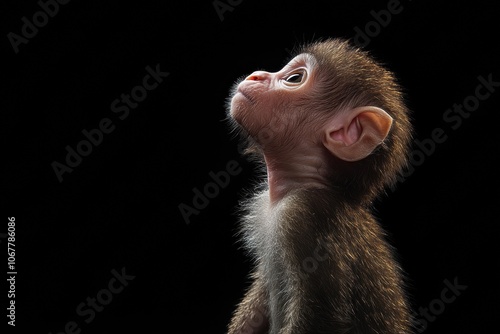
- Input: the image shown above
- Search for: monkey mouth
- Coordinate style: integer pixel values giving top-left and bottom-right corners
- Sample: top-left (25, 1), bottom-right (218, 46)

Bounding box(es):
top-left (236, 88), bottom-right (252, 101)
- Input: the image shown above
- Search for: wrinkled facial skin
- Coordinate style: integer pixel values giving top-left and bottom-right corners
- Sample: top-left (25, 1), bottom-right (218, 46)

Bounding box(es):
top-left (229, 54), bottom-right (317, 141)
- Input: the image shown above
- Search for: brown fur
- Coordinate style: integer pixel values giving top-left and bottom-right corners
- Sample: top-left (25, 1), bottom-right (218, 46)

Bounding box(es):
top-left (299, 39), bottom-right (412, 203)
top-left (227, 38), bottom-right (413, 334)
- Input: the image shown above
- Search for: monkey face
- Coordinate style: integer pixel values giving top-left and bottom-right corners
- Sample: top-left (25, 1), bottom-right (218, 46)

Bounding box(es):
top-left (229, 54), bottom-right (317, 141)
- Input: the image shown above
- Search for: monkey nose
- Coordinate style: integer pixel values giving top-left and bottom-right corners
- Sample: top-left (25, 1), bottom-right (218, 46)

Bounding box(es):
top-left (246, 71), bottom-right (270, 81)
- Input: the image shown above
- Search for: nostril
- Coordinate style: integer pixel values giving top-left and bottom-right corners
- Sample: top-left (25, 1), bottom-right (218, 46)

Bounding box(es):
top-left (245, 71), bottom-right (268, 81)
top-left (246, 74), bottom-right (260, 81)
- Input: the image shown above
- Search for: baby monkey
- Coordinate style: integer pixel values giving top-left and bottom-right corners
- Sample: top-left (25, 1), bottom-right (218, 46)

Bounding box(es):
top-left (226, 38), bottom-right (413, 334)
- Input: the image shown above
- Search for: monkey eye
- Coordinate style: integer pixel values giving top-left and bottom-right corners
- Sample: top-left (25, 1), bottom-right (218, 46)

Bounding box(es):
top-left (283, 69), bottom-right (306, 85)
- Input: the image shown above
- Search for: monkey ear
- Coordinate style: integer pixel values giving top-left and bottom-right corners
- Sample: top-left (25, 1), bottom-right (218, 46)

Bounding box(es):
top-left (323, 106), bottom-right (393, 162)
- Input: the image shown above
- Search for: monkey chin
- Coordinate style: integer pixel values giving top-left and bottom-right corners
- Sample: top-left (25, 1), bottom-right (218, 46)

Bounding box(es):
top-left (228, 92), bottom-right (254, 125)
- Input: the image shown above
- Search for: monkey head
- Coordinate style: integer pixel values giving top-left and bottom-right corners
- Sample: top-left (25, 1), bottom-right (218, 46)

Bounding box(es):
top-left (227, 38), bottom-right (412, 203)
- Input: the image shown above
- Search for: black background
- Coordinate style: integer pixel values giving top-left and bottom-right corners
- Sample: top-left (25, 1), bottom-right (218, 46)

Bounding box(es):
top-left (3, 0), bottom-right (499, 333)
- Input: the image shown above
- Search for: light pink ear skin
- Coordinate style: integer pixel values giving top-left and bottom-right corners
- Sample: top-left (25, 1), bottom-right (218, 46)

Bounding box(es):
top-left (323, 106), bottom-right (393, 162)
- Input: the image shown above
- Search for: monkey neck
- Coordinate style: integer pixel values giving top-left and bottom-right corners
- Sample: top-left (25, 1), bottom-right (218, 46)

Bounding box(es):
top-left (263, 145), bottom-right (331, 204)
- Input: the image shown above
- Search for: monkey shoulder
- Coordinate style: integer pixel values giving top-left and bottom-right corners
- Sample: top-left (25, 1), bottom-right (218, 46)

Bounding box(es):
top-left (241, 187), bottom-right (378, 235)
top-left (280, 188), bottom-right (372, 229)
top-left (279, 188), bottom-right (392, 260)
top-left (239, 187), bottom-right (388, 255)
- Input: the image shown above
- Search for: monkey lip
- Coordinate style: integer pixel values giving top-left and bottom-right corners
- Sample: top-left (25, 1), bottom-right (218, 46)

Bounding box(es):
top-left (236, 88), bottom-right (252, 101)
